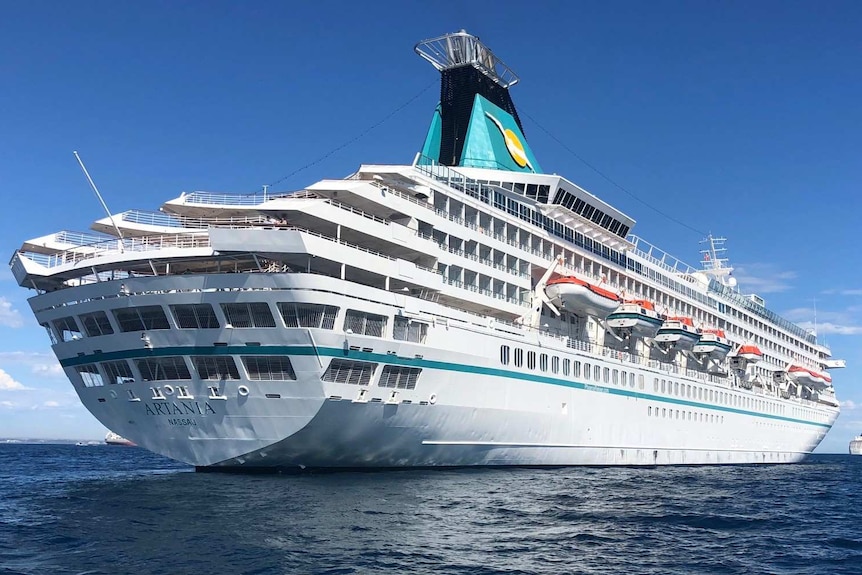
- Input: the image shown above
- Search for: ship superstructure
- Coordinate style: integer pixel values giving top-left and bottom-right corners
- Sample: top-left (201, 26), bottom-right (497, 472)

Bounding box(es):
top-left (9, 31), bottom-right (842, 469)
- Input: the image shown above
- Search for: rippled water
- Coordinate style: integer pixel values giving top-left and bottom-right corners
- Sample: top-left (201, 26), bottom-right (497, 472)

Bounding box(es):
top-left (1, 444), bottom-right (860, 574)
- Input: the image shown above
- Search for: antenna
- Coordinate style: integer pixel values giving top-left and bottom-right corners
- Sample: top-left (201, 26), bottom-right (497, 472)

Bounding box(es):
top-left (73, 151), bottom-right (125, 251)
top-left (813, 296), bottom-right (818, 341)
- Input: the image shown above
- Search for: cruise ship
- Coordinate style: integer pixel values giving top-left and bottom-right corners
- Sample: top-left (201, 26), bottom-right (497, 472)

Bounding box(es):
top-left (851, 435), bottom-right (862, 456)
top-left (10, 31), bottom-right (844, 470)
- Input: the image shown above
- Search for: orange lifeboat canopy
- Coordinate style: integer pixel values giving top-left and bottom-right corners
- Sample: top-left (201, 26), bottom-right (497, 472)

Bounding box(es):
top-left (738, 344), bottom-right (762, 357)
top-left (624, 299), bottom-right (655, 311)
top-left (702, 327), bottom-right (726, 338)
top-left (667, 316), bottom-right (694, 327)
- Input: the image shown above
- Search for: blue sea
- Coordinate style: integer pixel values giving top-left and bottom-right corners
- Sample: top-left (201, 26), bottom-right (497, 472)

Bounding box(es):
top-left (1, 445), bottom-right (860, 575)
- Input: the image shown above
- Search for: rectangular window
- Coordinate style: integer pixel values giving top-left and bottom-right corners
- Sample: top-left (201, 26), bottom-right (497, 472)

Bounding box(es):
top-left (277, 303), bottom-right (338, 329)
top-left (344, 310), bottom-right (387, 337)
top-left (113, 305), bottom-right (170, 332)
top-left (527, 351), bottom-right (536, 370)
top-left (53, 316), bottom-right (82, 342)
top-left (604, 367), bottom-right (610, 383)
top-left (101, 360), bottom-right (134, 385)
top-left (378, 366), bottom-right (422, 390)
top-left (612, 369), bottom-right (619, 385)
top-left (221, 303), bottom-right (276, 328)
top-left (192, 356), bottom-right (240, 380)
top-left (322, 359), bottom-right (376, 385)
top-left (562, 358), bottom-right (570, 376)
top-left (539, 353), bottom-right (548, 372)
top-left (584, 363), bottom-right (591, 380)
top-left (170, 304), bottom-right (220, 329)
top-left (514, 348), bottom-right (523, 367)
top-left (393, 316), bottom-right (428, 343)
top-left (75, 364), bottom-right (104, 387)
top-left (500, 345), bottom-right (510, 365)
top-left (595, 365), bottom-right (601, 382)
top-left (242, 356), bottom-right (296, 381)
top-left (551, 356), bottom-right (560, 374)
top-left (135, 357), bottom-right (192, 381)
top-left (574, 361), bottom-right (581, 378)
top-left (79, 311), bottom-right (114, 337)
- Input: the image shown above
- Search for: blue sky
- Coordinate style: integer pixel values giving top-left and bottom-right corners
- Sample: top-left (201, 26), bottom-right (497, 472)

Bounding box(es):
top-left (0, 1), bottom-right (860, 450)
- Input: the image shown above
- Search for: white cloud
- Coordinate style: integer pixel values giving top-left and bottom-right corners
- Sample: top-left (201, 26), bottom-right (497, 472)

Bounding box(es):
top-left (732, 263), bottom-right (797, 294)
top-left (782, 307), bottom-right (862, 336)
top-left (840, 289), bottom-right (862, 296)
top-left (42, 400), bottom-right (61, 408)
top-left (840, 400), bottom-right (858, 410)
top-left (0, 352), bottom-right (65, 379)
top-left (0, 369), bottom-right (27, 391)
top-left (0, 297), bottom-right (24, 328)
top-left (796, 321), bottom-right (862, 336)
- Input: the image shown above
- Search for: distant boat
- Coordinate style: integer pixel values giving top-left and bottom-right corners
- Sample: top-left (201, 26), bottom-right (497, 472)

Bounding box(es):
top-left (851, 435), bottom-right (862, 456)
top-left (105, 431), bottom-right (135, 447)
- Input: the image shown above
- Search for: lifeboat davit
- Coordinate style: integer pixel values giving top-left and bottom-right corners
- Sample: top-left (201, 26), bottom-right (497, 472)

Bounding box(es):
top-left (692, 328), bottom-right (732, 359)
top-left (606, 299), bottom-right (664, 338)
top-left (787, 365), bottom-right (832, 389)
top-left (654, 316), bottom-right (701, 350)
top-left (545, 276), bottom-right (620, 317)
top-left (736, 344), bottom-right (762, 363)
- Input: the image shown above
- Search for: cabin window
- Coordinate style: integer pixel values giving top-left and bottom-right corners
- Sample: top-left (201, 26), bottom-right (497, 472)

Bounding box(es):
top-left (53, 316), bottom-right (82, 342)
top-left (594, 365), bottom-right (601, 381)
top-left (527, 351), bottom-right (536, 370)
top-left (322, 359), bottom-right (376, 385)
top-left (378, 366), bottom-right (422, 390)
top-left (171, 304), bottom-right (220, 329)
top-left (392, 316), bottom-right (428, 343)
top-left (192, 356), bottom-right (240, 381)
top-left (75, 364), bottom-right (104, 387)
top-left (573, 361), bottom-right (581, 378)
top-left (551, 356), bottom-right (560, 374)
top-left (279, 303), bottom-right (338, 329)
top-left (101, 360), bottom-right (134, 385)
top-left (344, 310), bottom-right (387, 337)
top-left (562, 358), bottom-right (570, 376)
top-left (539, 353), bottom-right (548, 372)
top-left (612, 369), bottom-right (618, 385)
top-left (135, 357), bottom-right (191, 381)
top-left (221, 303), bottom-right (276, 328)
top-left (584, 363), bottom-right (591, 380)
top-left (661, 379), bottom-right (666, 393)
top-left (113, 305), bottom-right (170, 332)
top-left (500, 345), bottom-right (510, 365)
top-left (79, 311), bottom-right (114, 337)
top-left (242, 356), bottom-right (296, 381)
top-left (514, 348), bottom-right (523, 367)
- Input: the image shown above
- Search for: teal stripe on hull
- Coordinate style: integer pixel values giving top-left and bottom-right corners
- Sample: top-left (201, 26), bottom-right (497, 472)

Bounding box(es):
top-left (60, 344), bottom-right (832, 429)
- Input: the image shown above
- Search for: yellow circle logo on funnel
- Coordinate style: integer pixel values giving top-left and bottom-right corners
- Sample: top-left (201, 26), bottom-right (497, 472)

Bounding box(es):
top-left (485, 111), bottom-right (533, 171)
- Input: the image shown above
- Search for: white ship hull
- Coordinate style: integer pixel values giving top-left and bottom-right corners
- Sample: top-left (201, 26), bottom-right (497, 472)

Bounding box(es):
top-left (50, 274), bottom-right (834, 470)
top-left (851, 437), bottom-right (862, 456)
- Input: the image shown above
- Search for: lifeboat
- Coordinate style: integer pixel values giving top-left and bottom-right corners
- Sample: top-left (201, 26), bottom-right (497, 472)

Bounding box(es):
top-left (606, 299), bottom-right (664, 338)
top-left (545, 276), bottom-right (620, 317)
top-left (654, 316), bottom-right (701, 350)
top-left (692, 327), bottom-right (732, 359)
top-left (736, 344), bottom-right (762, 363)
top-left (787, 365), bottom-right (832, 389)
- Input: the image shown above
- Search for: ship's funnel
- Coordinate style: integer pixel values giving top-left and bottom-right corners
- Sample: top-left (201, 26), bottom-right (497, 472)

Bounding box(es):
top-left (415, 30), bottom-right (538, 172)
